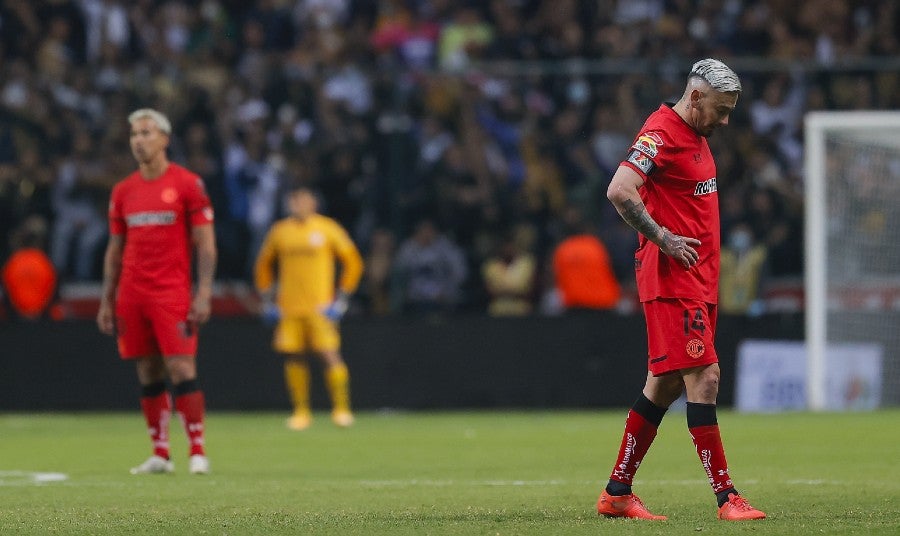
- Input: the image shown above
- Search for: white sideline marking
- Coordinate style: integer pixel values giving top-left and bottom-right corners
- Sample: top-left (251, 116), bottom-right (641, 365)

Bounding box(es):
top-left (0, 471), bottom-right (68, 486)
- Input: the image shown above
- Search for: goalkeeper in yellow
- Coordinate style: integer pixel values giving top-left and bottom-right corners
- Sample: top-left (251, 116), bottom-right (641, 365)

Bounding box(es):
top-left (254, 186), bottom-right (364, 430)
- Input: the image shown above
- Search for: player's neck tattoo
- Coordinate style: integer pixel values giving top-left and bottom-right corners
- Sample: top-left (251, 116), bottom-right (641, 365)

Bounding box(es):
top-left (621, 199), bottom-right (663, 242)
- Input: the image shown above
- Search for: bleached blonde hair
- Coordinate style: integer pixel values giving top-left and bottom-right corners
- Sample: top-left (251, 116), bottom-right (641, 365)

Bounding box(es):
top-left (128, 108), bottom-right (172, 135)
top-left (689, 58), bottom-right (742, 93)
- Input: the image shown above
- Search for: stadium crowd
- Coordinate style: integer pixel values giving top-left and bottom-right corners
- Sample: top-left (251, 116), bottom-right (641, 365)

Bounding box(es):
top-left (1, 0), bottom-right (898, 316)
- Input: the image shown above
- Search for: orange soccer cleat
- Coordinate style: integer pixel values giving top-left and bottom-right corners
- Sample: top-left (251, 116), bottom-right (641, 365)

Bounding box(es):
top-left (597, 490), bottom-right (668, 520)
top-left (717, 493), bottom-right (766, 521)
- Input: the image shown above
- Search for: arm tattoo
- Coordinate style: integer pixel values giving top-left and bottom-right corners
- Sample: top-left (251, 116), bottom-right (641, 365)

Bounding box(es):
top-left (621, 198), bottom-right (663, 242)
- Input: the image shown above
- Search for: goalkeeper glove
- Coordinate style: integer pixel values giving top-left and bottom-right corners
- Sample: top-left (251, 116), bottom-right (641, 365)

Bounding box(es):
top-left (261, 302), bottom-right (281, 327)
top-left (322, 292), bottom-right (350, 322)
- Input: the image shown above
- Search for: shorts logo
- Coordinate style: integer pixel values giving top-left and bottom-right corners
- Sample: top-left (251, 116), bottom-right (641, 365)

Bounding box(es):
top-left (686, 338), bottom-right (705, 359)
top-left (631, 131), bottom-right (663, 158)
top-left (162, 188), bottom-right (178, 203)
top-left (626, 149), bottom-right (656, 175)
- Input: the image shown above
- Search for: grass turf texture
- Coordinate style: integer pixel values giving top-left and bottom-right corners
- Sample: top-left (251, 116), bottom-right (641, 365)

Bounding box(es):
top-left (1, 410), bottom-right (898, 535)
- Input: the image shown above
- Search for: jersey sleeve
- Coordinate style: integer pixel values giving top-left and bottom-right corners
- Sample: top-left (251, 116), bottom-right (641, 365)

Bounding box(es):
top-left (329, 222), bottom-right (364, 294)
top-left (253, 226), bottom-right (278, 293)
top-left (108, 184), bottom-right (126, 235)
top-left (183, 175), bottom-right (214, 226)
top-left (621, 130), bottom-right (668, 180)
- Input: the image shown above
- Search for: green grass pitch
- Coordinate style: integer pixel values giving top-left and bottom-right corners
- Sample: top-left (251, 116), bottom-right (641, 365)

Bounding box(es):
top-left (1, 409), bottom-right (898, 535)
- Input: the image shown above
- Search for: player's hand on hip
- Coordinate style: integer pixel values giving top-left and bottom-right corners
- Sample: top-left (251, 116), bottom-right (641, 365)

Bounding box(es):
top-left (188, 294), bottom-right (212, 325)
top-left (660, 227), bottom-right (701, 269)
top-left (260, 301), bottom-right (281, 327)
top-left (322, 292), bottom-right (349, 322)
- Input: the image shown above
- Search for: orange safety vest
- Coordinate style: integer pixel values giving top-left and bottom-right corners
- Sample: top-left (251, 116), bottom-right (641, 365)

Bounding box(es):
top-left (2, 248), bottom-right (57, 319)
top-left (552, 235), bottom-right (621, 309)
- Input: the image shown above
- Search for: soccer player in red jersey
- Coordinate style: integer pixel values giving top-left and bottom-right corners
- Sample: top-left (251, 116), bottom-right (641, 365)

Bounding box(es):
top-left (596, 59), bottom-right (765, 521)
top-left (97, 109), bottom-right (217, 475)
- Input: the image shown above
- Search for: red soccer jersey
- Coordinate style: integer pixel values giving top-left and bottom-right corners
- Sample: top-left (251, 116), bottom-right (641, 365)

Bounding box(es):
top-left (621, 104), bottom-right (720, 303)
top-left (109, 163), bottom-right (214, 302)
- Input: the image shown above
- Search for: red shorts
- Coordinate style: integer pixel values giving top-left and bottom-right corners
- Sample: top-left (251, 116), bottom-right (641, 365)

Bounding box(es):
top-left (115, 299), bottom-right (197, 359)
top-left (643, 298), bottom-right (718, 376)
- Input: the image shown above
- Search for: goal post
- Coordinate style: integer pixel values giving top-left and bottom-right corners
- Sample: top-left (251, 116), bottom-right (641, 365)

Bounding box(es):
top-left (804, 111), bottom-right (900, 410)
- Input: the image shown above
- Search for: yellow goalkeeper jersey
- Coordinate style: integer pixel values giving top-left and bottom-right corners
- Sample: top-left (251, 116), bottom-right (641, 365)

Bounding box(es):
top-left (254, 214), bottom-right (364, 316)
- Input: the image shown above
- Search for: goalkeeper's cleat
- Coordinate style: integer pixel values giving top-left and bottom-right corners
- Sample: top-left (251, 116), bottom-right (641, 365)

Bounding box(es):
top-left (597, 490), bottom-right (667, 520)
top-left (130, 455), bottom-right (174, 475)
top-left (331, 410), bottom-right (354, 428)
top-left (717, 493), bottom-right (766, 520)
top-left (287, 412), bottom-right (312, 431)
top-left (189, 454), bottom-right (210, 475)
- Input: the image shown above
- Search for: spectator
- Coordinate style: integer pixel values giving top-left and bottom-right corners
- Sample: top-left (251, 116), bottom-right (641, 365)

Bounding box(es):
top-left (2, 216), bottom-right (57, 321)
top-left (719, 223), bottom-right (768, 316)
top-left (481, 225), bottom-right (537, 316)
top-left (393, 219), bottom-right (467, 314)
top-left (360, 227), bottom-right (397, 316)
top-left (50, 129), bottom-right (109, 281)
top-left (551, 207), bottom-right (621, 312)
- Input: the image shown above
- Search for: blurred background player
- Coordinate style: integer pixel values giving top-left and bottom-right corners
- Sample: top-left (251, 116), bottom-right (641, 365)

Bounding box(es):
top-left (96, 109), bottom-right (217, 475)
top-left (254, 186), bottom-right (364, 430)
top-left (598, 59), bottom-right (765, 521)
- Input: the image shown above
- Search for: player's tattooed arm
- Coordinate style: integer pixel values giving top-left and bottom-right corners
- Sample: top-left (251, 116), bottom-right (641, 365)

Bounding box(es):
top-left (620, 199), bottom-right (701, 268)
top-left (620, 198), bottom-right (664, 243)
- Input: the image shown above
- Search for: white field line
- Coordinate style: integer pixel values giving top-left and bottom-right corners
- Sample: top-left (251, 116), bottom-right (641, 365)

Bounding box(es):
top-left (0, 472), bottom-right (846, 488)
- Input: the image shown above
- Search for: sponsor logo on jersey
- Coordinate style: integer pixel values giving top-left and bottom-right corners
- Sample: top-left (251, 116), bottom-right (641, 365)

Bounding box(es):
top-left (686, 338), bottom-right (706, 358)
top-left (626, 149), bottom-right (655, 175)
top-left (693, 177), bottom-right (717, 196)
top-left (631, 131), bottom-right (663, 157)
top-left (309, 231), bottom-right (325, 247)
top-left (126, 211), bottom-right (177, 227)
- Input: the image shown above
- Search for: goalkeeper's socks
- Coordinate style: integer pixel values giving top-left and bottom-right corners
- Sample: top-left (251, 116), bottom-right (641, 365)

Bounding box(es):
top-left (324, 363), bottom-right (351, 413)
top-left (284, 360), bottom-right (311, 415)
top-left (174, 380), bottom-right (206, 456)
top-left (140, 382), bottom-right (171, 460)
top-left (607, 394), bottom-right (667, 488)
top-left (687, 402), bottom-right (734, 497)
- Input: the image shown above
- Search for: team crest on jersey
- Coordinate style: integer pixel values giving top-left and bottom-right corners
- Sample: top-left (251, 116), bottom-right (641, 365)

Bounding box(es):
top-left (309, 231), bottom-right (325, 247)
top-left (693, 177), bottom-right (717, 196)
top-left (686, 338), bottom-right (705, 359)
top-left (631, 131), bottom-right (663, 158)
top-left (626, 149), bottom-right (655, 175)
top-left (161, 187), bottom-right (178, 203)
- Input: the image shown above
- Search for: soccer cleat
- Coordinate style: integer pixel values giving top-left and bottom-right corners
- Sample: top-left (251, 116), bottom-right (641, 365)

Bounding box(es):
top-left (597, 490), bottom-right (667, 520)
top-left (331, 410), bottom-right (354, 428)
top-left (287, 412), bottom-right (312, 431)
top-left (130, 455), bottom-right (174, 475)
top-left (189, 454), bottom-right (210, 475)
top-left (717, 493), bottom-right (766, 520)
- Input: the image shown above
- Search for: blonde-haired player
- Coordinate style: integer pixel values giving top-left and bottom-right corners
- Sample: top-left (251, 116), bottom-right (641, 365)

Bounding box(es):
top-left (254, 186), bottom-right (364, 430)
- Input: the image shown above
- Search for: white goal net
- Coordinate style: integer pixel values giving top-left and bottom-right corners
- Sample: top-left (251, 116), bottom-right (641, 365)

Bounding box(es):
top-left (805, 111), bottom-right (900, 410)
